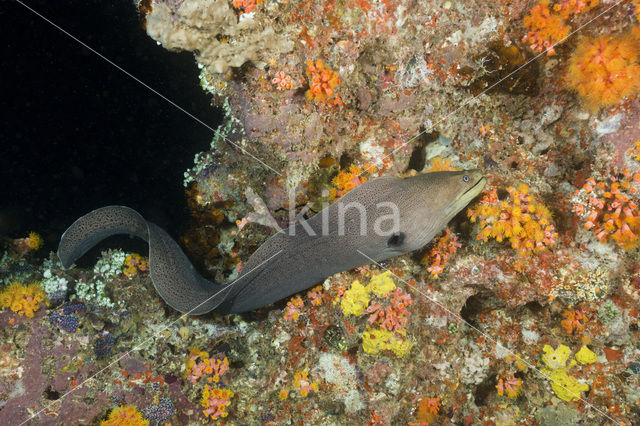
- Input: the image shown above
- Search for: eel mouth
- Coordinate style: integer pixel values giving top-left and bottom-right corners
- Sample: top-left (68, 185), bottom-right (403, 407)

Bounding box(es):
top-left (444, 175), bottom-right (487, 216)
top-left (465, 176), bottom-right (487, 197)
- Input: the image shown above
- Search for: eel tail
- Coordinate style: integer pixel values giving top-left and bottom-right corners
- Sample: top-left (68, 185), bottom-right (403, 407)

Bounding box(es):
top-left (57, 206), bottom-right (231, 315)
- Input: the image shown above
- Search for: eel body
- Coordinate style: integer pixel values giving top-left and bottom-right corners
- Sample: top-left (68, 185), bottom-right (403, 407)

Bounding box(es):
top-left (58, 170), bottom-right (486, 314)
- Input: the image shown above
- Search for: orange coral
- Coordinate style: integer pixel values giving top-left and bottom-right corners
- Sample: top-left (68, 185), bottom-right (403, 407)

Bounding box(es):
top-left (496, 372), bottom-right (522, 398)
top-left (272, 70), bottom-right (295, 90)
top-left (522, 0), bottom-right (570, 55)
top-left (100, 405), bottom-right (148, 426)
top-left (365, 287), bottom-right (413, 332)
top-left (284, 295), bottom-right (304, 320)
top-left (11, 231), bottom-right (43, 254)
top-left (421, 229), bottom-right (461, 279)
top-left (561, 308), bottom-right (588, 334)
top-left (293, 370), bottom-right (319, 397)
top-left (330, 165), bottom-right (370, 199)
top-left (566, 32), bottom-right (640, 109)
top-left (572, 174), bottom-right (640, 249)
top-left (201, 385), bottom-right (234, 419)
top-left (553, 0), bottom-right (598, 19)
top-left (233, 0), bottom-right (262, 14)
top-left (426, 157), bottom-right (457, 172)
top-left (0, 282), bottom-right (48, 318)
top-left (122, 253), bottom-right (149, 278)
top-left (468, 184), bottom-right (558, 255)
top-left (305, 60), bottom-right (342, 105)
top-left (307, 285), bottom-right (323, 306)
top-left (184, 347), bottom-right (229, 384)
top-left (415, 397), bottom-right (441, 423)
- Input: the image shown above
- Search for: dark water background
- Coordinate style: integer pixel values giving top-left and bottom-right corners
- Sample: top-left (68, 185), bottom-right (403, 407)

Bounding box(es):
top-left (0, 0), bottom-right (221, 258)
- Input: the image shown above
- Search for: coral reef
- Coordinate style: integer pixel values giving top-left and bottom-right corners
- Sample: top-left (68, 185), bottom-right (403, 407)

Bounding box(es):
top-left (4, 0), bottom-right (640, 423)
top-left (145, 0), bottom-right (293, 74)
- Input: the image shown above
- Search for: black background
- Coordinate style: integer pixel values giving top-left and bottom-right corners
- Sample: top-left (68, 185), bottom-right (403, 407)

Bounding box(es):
top-left (0, 0), bottom-right (221, 256)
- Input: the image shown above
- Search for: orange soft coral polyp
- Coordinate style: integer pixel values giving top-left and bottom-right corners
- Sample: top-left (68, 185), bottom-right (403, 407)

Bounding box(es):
top-left (566, 32), bottom-right (640, 109)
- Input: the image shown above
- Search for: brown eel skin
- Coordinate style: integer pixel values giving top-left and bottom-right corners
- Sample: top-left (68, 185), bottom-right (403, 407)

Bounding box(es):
top-left (57, 170), bottom-right (486, 314)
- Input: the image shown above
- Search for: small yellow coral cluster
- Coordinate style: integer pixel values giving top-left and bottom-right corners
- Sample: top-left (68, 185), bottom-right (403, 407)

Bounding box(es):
top-left (307, 285), bottom-right (323, 306)
top-left (426, 157), bottom-right (456, 172)
top-left (11, 231), bottom-right (44, 255)
top-left (25, 231), bottom-right (43, 250)
top-left (330, 165), bottom-right (373, 200)
top-left (122, 253), bottom-right (149, 278)
top-left (566, 31), bottom-right (640, 110)
top-left (284, 295), bottom-right (304, 321)
top-left (201, 385), bottom-right (234, 419)
top-left (100, 405), bottom-right (148, 426)
top-left (496, 372), bottom-right (522, 398)
top-left (341, 271), bottom-right (398, 315)
top-left (293, 370), bottom-right (319, 397)
top-left (575, 346), bottom-right (597, 364)
top-left (468, 184), bottom-right (558, 255)
top-left (362, 328), bottom-right (412, 358)
top-left (341, 272), bottom-right (413, 357)
top-left (540, 344), bottom-right (591, 402)
top-left (184, 347), bottom-right (229, 384)
top-left (572, 176), bottom-right (640, 249)
top-left (0, 282), bottom-right (47, 318)
top-left (341, 280), bottom-right (370, 316)
top-left (632, 140), bottom-right (640, 162)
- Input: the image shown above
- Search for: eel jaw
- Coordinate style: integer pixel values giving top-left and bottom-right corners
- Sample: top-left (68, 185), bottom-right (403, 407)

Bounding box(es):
top-left (444, 175), bottom-right (487, 216)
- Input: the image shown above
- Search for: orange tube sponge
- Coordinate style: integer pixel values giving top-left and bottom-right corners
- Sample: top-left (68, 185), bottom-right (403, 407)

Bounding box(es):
top-left (566, 32), bottom-right (640, 110)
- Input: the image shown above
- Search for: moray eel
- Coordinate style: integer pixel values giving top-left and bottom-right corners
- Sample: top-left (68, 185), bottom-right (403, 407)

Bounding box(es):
top-left (58, 170), bottom-right (485, 314)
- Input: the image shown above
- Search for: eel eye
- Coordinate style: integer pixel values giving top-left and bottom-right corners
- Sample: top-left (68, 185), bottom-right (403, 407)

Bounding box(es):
top-left (387, 232), bottom-right (405, 247)
top-left (463, 175), bottom-right (470, 182)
